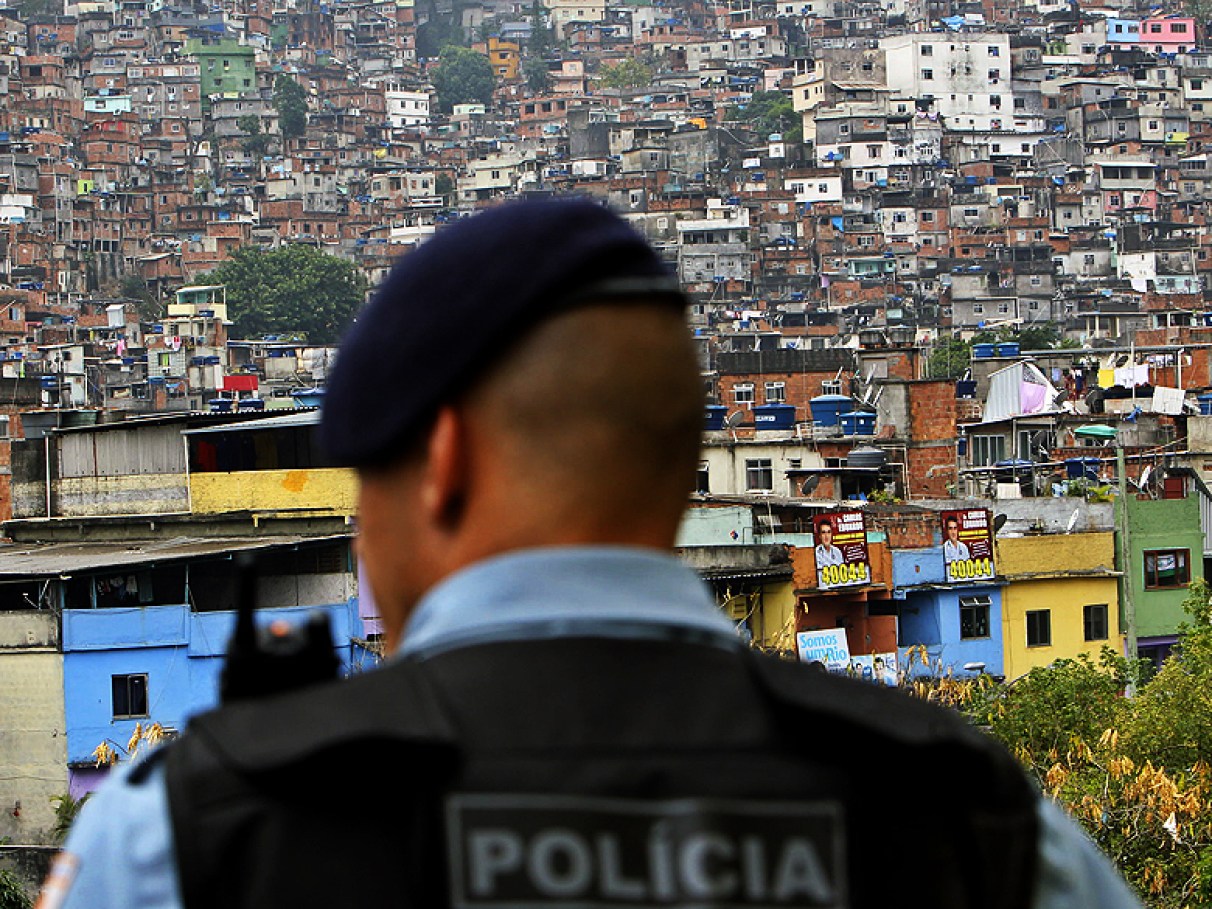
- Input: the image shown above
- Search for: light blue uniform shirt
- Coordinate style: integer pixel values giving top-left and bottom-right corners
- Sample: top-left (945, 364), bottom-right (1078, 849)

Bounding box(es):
top-left (55, 546), bottom-right (1142, 908)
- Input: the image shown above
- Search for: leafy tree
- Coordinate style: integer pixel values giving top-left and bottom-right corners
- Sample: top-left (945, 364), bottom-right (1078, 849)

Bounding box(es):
top-left (49, 793), bottom-right (88, 846)
top-left (1015, 321), bottom-right (1062, 351)
top-left (416, 0), bottom-right (464, 58)
top-left (523, 56), bottom-right (551, 94)
top-left (974, 651), bottom-right (1132, 776)
top-left (196, 245), bottom-right (368, 343)
top-left (727, 90), bottom-right (801, 142)
top-left (599, 58), bottom-right (653, 89)
top-left (926, 336), bottom-right (971, 378)
top-left (273, 74), bottom-right (308, 139)
top-left (119, 274), bottom-right (163, 322)
top-left (0, 870), bottom-right (30, 909)
top-left (527, 0), bottom-right (554, 57)
top-left (237, 114), bottom-right (272, 157)
top-left (432, 46), bottom-right (495, 113)
top-left (434, 173), bottom-right (455, 199)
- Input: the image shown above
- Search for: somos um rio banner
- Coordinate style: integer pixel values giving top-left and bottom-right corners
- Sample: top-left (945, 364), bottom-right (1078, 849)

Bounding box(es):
top-left (795, 628), bottom-right (851, 671)
top-left (941, 508), bottom-right (995, 583)
top-left (813, 510), bottom-right (870, 590)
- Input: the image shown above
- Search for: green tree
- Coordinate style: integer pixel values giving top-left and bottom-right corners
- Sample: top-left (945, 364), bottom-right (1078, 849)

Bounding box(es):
top-left (416, 0), bottom-right (465, 58)
top-left (0, 870), bottom-right (31, 909)
top-left (523, 56), bottom-right (551, 94)
top-left (1121, 581), bottom-right (1212, 770)
top-left (435, 173), bottom-right (455, 200)
top-left (527, 0), bottom-right (554, 57)
top-left (196, 245), bottom-right (368, 343)
top-left (1015, 322), bottom-right (1060, 350)
top-left (974, 651), bottom-right (1132, 777)
top-left (432, 46), bottom-right (495, 113)
top-left (237, 114), bottom-right (272, 157)
top-left (926, 336), bottom-right (971, 379)
top-left (730, 90), bottom-right (802, 142)
top-left (273, 74), bottom-right (308, 139)
top-left (49, 793), bottom-right (88, 845)
top-left (599, 58), bottom-right (653, 89)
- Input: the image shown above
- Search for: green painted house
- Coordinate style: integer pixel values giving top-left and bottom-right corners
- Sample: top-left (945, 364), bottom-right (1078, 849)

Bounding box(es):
top-left (185, 39), bottom-right (257, 111)
top-left (1124, 488), bottom-right (1206, 666)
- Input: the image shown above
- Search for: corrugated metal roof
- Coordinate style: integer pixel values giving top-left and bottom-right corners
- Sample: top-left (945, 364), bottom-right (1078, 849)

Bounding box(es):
top-left (182, 411), bottom-right (320, 435)
top-left (0, 534), bottom-right (350, 579)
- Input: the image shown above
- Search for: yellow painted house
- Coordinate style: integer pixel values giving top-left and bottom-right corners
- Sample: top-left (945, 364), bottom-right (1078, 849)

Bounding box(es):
top-left (997, 532), bottom-right (1122, 680)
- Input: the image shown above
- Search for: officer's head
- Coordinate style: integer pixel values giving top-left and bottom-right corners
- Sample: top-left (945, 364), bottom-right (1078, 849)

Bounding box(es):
top-left (321, 198), bottom-right (703, 650)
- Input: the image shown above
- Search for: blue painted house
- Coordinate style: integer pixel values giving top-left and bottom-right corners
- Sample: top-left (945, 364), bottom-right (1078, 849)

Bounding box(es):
top-left (63, 597), bottom-right (363, 795)
top-left (892, 546), bottom-right (1004, 677)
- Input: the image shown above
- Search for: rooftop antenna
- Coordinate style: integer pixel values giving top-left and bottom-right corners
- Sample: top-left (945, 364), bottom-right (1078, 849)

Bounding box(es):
top-left (724, 409), bottom-right (744, 441)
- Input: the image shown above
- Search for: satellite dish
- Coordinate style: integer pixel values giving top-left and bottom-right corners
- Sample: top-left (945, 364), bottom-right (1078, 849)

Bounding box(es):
top-left (724, 410), bottom-right (745, 428)
top-left (800, 475), bottom-right (820, 496)
top-left (993, 513), bottom-right (1008, 534)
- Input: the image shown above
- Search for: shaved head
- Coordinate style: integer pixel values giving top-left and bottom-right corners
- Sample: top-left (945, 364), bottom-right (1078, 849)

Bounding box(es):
top-left (356, 300), bottom-right (704, 650)
top-left (464, 302), bottom-right (704, 536)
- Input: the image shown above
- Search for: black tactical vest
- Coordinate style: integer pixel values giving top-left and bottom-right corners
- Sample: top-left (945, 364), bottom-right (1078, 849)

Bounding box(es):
top-left (163, 636), bottom-right (1039, 909)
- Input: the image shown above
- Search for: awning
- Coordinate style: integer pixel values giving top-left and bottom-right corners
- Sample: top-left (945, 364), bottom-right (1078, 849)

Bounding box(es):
top-left (0, 534), bottom-right (350, 580)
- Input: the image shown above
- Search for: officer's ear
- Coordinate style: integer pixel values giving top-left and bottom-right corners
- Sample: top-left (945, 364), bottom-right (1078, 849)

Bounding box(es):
top-left (420, 404), bottom-right (468, 531)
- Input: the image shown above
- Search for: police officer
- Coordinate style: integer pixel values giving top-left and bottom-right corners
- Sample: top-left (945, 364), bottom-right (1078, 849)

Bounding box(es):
top-left (50, 199), bottom-right (1142, 909)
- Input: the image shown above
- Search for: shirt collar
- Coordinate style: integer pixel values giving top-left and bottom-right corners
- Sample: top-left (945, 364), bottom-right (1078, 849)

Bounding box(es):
top-left (396, 545), bottom-right (741, 659)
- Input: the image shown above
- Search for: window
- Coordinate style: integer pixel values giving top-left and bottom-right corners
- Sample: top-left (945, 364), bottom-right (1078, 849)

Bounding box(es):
top-left (970, 434), bottom-right (1006, 466)
top-left (866, 144), bottom-right (880, 158)
top-left (112, 673), bottom-right (149, 718)
top-left (1026, 610), bottom-right (1052, 647)
top-left (1084, 604), bottom-right (1109, 641)
top-left (745, 459), bottom-right (773, 491)
top-left (1144, 549), bottom-right (1190, 588)
top-left (988, 45), bottom-right (1000, 56)
top-left (921, 44), bottom-right (933, 56)
top-left (733, 383), bottom-right (755, 406)
top-left (764, 381), bottom-right (786, 403)
top-left (921, 69), bottom-right (933, 80)
top-left (696, 461), bottom-right (709, 494)
top-left (960, 595), bottom-right (991, 639)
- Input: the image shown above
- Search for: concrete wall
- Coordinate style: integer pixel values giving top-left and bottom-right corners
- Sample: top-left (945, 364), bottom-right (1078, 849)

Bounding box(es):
top-left (697, 439), bottom-right (823, 498)
top-left (54, 474), bottom-right (189, 516)
top-left (678, 505), bottom-right (755, 545)
top-left (0, 612), bottom-right (66, 841)
top-left (189, 468), bottom-right (357, 515)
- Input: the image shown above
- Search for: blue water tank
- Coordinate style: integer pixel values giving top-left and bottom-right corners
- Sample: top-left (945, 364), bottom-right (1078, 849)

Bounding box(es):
top-left (839, 411), bottom-right (876, 435)
top-left (39, 376), bottom-right (57, 390)
top-left (237, 398), bottom-right (265, 411)
top-left (1200, 393), bottom-right (1212, 416)
top-left (996, 341), bottom-right (1020, 357)
top-left (753, 403), bottom-right (796, 429)
top-left (1065, 457), bottom-right (1101, 480)
top-left (972, 343), bottom-right (995, 359)
top-left (956, 380), bottom-right (977, 398)
top-left (209, 398), bottom-right (233, 412)
top-left (704, 405), bottom-right (728, 430)
top-left (809, 394), bottom-right (851, 427)
top-left (291, 389), bottom-right (325, 410)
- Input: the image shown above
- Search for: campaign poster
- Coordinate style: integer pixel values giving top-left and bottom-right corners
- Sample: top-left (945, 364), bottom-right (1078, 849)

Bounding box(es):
top-left (941, 508), bottom-right (995, 583)
top-left (796, 628), bottom-right (852, 671)
top-left (849, 653), bottom-right (898, 687)
top-left (813, 510), bottom-right (870, 590)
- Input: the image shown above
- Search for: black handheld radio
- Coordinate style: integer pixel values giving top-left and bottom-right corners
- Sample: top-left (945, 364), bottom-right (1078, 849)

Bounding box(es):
top-left (220, 552), bottom-right (341, 703)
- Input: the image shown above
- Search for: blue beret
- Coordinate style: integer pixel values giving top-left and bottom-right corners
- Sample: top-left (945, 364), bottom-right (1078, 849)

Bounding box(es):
top-left (320, 197), bottom-right (684, 467)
